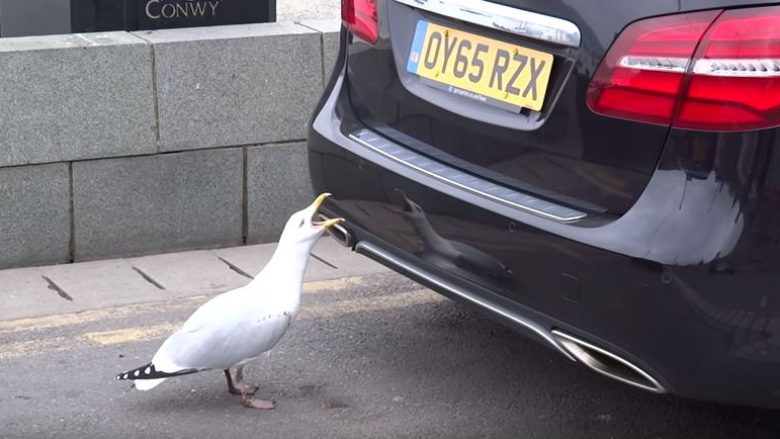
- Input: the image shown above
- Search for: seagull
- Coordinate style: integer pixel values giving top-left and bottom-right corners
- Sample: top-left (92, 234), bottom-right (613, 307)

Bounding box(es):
top-left (397, 191), bottom-right (512, 282)
top-left (116, 193), bottom-right (343, 409)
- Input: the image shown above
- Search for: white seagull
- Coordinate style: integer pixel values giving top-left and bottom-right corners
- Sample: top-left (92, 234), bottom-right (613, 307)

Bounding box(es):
top-left (116, 193), bottom-right (343, 409)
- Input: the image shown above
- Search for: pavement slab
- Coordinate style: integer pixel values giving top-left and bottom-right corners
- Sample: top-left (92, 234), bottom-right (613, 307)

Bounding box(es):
top-left (128, 250), bottom-right (249, 296)
top-left (0, 237), bottom-right (389, 321)
top-left (309, 237), bottom-right (388, 278)
top-left (0, 267), bottom-right (64, 321)
top-left (36, 259), bottom-right (167, 313)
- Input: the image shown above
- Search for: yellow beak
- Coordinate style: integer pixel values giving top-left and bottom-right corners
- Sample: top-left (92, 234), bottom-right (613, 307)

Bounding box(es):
top-left (315, 217), bottom-right (344, 229)
top-left (310, 193), bottom-right (345, 228)
top-left (310, 192), bottom-right (332, 212)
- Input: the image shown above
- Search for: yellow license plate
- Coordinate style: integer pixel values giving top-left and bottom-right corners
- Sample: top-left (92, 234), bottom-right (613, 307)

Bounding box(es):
top-left (407, 21), bottom-right (554, 112)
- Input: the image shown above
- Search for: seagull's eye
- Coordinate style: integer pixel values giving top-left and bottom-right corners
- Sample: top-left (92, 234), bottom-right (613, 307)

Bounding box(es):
top-left (299, 218), bottom-right (305, 228)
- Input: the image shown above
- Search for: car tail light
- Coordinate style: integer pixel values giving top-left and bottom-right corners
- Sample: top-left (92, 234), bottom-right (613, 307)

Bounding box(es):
top-left (342, 0), bottom-right (378, 45)
top-left (587, 7), bottom-right (780, 131)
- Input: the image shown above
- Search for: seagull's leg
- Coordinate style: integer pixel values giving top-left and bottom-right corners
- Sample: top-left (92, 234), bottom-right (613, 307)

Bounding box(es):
top-left (233, 366), bottom-right (274, 410)
top-left (233, 366), bottom-right (258, 395)
top-left (224, 369), bottom-right (239, 395)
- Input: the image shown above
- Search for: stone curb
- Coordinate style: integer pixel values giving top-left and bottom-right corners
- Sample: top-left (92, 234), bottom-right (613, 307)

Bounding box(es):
top-left (0, 237), bottom-right (388, 322)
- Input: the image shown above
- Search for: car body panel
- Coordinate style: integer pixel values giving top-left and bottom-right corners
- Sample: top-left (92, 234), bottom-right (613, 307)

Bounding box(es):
top-left (346, 0), bottom-right (703, 214)
top-left (309, 0), bottom-right (780, 408)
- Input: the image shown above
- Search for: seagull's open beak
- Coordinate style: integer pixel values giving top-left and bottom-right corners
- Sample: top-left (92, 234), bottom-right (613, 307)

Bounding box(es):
top-left (310, 192), bottom-right (332, 212)
top-left (309, 192), bottom-right (345, 229)
top-left (314, 217), bottom-right (344, 229)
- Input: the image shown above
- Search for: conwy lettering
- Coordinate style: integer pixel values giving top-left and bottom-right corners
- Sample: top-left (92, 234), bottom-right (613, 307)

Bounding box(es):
top-left (145, 0), bottom-right (222, 20)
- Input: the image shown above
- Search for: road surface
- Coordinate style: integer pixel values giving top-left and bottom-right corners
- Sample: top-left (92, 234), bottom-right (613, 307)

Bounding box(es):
top-left (1, 270), bottom-right (778, 438)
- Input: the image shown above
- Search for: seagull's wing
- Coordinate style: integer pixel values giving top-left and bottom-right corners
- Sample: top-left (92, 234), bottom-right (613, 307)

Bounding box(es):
top-left (179, 288), bottom-right (245, 332)
top-left (151, 287), bottom-right (293, 372)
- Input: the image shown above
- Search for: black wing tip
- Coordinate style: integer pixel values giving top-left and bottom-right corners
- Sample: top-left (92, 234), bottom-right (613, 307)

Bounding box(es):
top-left (116, 362), bottom-right (153, 381)
top-left (116, 363), bottom-right (201, 381)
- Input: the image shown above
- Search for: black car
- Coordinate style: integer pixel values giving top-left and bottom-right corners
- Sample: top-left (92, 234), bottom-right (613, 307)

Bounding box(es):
top-left (307, 0), bottom-right (780, 408)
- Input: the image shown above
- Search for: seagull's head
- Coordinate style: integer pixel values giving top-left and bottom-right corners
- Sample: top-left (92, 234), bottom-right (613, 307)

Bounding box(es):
top-left (396, 190), bottom-right (429, 226)
top-left (279, 193), bottom-right (344, 249)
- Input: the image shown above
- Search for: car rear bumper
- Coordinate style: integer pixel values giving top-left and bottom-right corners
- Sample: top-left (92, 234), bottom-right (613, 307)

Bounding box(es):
top-left (308, 68), bottom-right (780, 409)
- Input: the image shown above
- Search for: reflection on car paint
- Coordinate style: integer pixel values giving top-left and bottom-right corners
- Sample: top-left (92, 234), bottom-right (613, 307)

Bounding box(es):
top-left (672, 271), bottom-right (780, 363)
top-left (394, 190), bottom-right (513, 285)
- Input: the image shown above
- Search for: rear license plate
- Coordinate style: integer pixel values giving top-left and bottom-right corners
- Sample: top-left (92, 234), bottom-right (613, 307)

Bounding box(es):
top-left (407, 21), bottom-right (554, 112)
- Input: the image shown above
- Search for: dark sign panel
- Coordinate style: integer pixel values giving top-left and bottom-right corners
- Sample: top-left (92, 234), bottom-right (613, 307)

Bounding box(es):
top-left (0, 0), bottom-right (71, 37)
top-left (138, 0), bottom-right (275, 29)
top-left (70, 0), bottom-right (275, 33)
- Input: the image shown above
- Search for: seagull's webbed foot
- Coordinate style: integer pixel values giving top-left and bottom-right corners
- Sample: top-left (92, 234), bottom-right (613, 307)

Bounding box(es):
top-left (229, 367), bottom-right (274, 410)
top-left (230, 382), bottom-right (259, 396)
top-left (226, 367), bottom-right (269, 407)
top-left (241, 396), bottom-right (276, 410)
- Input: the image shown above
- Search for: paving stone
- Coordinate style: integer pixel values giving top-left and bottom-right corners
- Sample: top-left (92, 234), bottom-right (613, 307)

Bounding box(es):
top-left (134, 22), bottom-right (322, 151)
top-left (299, 19), bottom-right (342, 81)
top-left (247, 142), bottom-right (314, 243)
top-left (0, 163), bottom-right (70, 269)
top-left (0, 267), bottom-right (63, 320)
top-left (128, 250), bottom-right (248, 296)
top-left (0, 32), bottom-right (156, 167)
top-left (73, 148), bottom-right (243, 260)
top-left (212, 243), bottom-right (338, 282)
top-left (311, 236), bottom-right (389, 278)
top-left (39, 259), bottom-right (165, 311)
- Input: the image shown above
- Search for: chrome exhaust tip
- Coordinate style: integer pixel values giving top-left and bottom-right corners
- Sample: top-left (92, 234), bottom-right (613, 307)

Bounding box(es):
top-left (552, 329), bottom-right (666, 394)
top-left (318, 214), bottom-right (353, 248)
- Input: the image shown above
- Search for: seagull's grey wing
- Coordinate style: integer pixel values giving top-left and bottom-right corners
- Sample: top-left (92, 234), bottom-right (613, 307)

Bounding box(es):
top-left (148, 286), bottom-right (255, 372)
top-left (178, 287), bottom-right (251, 334)
top-left (152, 300), bottom-right (293, 371)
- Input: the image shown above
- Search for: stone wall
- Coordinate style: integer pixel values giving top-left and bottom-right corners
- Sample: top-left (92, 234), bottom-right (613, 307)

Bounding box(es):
top-left (0, 19), bottom-right (340, 268)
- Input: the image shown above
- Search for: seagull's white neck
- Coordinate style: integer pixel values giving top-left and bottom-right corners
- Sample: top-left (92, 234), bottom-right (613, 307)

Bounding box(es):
top-left (260, 243), bottom-right (311, 281)
top-left (247, 239), bottom-right (313, 315)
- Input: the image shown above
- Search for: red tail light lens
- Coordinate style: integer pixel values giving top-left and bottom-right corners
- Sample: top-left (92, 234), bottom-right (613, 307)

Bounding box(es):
top-left (587, 7), bottom-right (780, 131)
top-left (587, 11), bottom-right (720, 126)
top-left (342, 0), bottom-right (378, 45)
top-left (678, 7), bottom-right (780, 130)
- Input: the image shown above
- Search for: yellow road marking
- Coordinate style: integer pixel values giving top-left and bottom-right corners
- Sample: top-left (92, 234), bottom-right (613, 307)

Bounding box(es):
top-left (83, 323), bottom-right (180, 346)
top-left (0, 295), bottom-right (207, 334)
top-left (0, 289), bottom-right (446, 360)
top-left (0, 276), bottom-right (369, 334)
top-left (83, 290), bottom-right (444, 347)
top-left (0, 336), bottom-right (74, 361)
top-left (300, 290), bottom-right (444, 320)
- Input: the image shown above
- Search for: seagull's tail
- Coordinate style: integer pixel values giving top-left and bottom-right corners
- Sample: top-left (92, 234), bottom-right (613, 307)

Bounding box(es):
top-left (115, 363), bottom-right (200, 391)
top-left (133, 377), bottom-right (167, 391)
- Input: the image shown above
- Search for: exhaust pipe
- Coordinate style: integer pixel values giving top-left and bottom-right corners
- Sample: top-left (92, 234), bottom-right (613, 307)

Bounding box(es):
top-left (552, 329), bottom-right (666, 394)
top-left (318, 214), bottom-right (353, 248)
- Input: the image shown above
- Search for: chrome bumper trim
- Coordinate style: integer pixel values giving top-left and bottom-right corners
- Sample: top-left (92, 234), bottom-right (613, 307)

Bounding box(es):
top-left (349, 129), bottom-right (587, 223)
top-left (356, 241), bottom-right (577, 361)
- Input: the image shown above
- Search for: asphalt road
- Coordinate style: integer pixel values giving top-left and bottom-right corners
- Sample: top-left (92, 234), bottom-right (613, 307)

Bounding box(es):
top-left (1, 271), bottom-right (779, 439)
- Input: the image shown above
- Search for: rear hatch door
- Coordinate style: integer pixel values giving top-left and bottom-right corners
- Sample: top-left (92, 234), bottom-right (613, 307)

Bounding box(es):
top-left (346, 0), bottom-right (690, 215)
